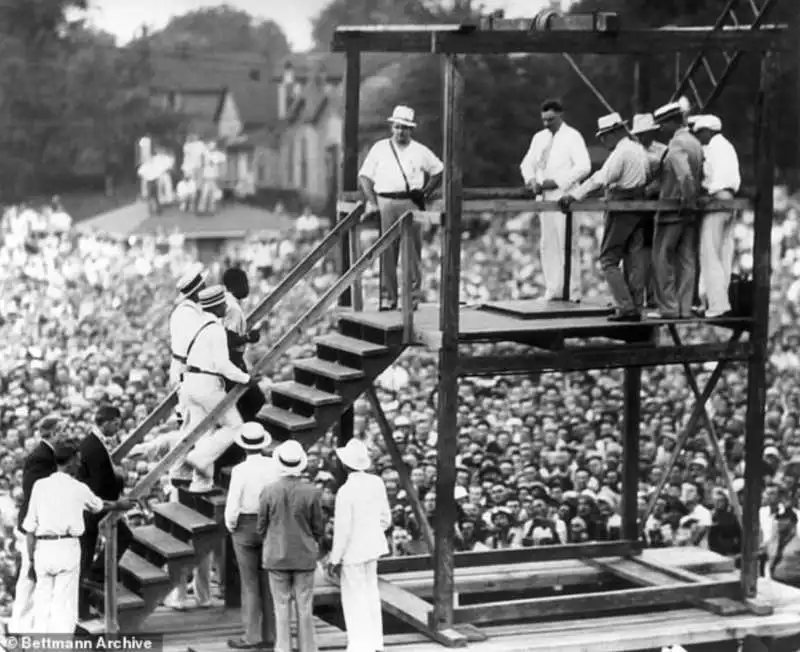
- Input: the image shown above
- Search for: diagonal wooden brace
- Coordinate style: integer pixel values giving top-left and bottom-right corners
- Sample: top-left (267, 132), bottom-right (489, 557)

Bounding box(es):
top-left (641, 332), bottom-right (744, 526)
top-left (668, 325), bottom-right (745, 527)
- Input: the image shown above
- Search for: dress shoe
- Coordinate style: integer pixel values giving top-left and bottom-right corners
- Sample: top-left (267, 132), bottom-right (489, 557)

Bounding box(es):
top-left (227, 639), bottom-right (265, 649)
top-left (608, 310), bottom-right (641, 323)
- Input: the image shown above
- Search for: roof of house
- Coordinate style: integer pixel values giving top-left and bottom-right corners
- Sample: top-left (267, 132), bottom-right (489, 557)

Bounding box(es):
top-left (151, 51), bottom-right (273, 93)
top-left (274, 52), bottom-right (399, 82)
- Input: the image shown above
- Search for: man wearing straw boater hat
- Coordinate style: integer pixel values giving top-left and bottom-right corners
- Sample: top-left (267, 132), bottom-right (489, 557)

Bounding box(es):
top-left (631, 113), bottom-right (668, 309)
top-left (559, 112), bottom-right (649, 322)
top-left (258, 440), bottom-right (324, 652)
top-left (649, 100), bottom-right (704, 319)
top-left (358, 105), bottom-right (444, 311)
top-left (225, 423), bottom-right (279, 650)
top-left (326, 439), bottom-right (391, 652)
top-left (169, 264), bottom-right (209, 390)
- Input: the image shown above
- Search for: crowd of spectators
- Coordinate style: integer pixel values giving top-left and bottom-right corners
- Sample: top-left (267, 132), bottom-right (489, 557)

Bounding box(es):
top-left (2, 190), bottom-right (800, 615)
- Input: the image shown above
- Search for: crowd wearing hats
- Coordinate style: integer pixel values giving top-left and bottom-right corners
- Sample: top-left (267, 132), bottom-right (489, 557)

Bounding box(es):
top-left (3, 166), bottom-right (800, 619)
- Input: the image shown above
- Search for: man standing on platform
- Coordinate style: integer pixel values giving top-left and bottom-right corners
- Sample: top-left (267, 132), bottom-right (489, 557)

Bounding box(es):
top-left (9, 415), bottom-right (65, 635)
top-left (520, 98), bottom-right (591, 301)
top-left (692, 115), bottom-right (741, 318)
top-left (225, 423), bottom-right (278, 650)
top-left (258, 441), bottom-right (325, 652)
top-left (650, 101), bottom-right (704, 320)
top-left (326, 439), bottom-right (391, 652)
top-left (358, 105), bottom-right (443, 311)
top-left (559, 113), bottom-right (649, 322)
top-left (631, 113), bottom-right (668, 309)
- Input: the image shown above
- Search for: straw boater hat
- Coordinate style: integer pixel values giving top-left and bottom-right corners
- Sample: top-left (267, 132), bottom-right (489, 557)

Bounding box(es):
top-left (176, 265), bottom-right (208, 297)
top-left (653, 101), bottom-right (684, 124)
top-left (595, 112), bottom-right (627, 137)
top-left (630, 113), bottom-right (659, 135)
top-left (336, 438), bottom-right (371, 471)
top-left (198, 285), bottom-right (227, 310)
top-left (235, 422), bottom-right (271, 452)
top-left (274, 440), bottom-right (308, 476)
top-left (388, 105), bottom-right (417, 128)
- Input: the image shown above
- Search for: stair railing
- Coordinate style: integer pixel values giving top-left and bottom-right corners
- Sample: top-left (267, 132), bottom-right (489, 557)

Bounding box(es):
top-left (100, 210), bottom-right (416, 633)
top-left (111, 203), bottom-right (366, 464)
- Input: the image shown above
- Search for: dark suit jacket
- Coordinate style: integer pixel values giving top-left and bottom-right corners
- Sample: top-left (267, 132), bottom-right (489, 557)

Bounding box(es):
top-left (18, 442), bottom-right (57, 529)
top-left (78, 431), bottom-right (123, 504)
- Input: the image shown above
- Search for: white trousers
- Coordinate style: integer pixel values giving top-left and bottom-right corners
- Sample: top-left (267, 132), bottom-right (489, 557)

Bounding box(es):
top-left (699, 201), bottom-right (735, 315)
top-left (539, 210), bottom-right (582, 299)
top-left (32, 538), bottom-right (81, 634)
top-left (181, 373), bottom-right (243, 491)
top-left (10, 530), bottom-right (35, 634)
top-left (158, 173), bottom-right (175, 204)
top-left (340, 560), bottom-right (383, 652)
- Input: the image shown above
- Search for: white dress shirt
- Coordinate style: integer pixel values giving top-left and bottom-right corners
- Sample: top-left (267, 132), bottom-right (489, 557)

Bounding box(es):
top-left (185, 317), bottom-right (250, 384)
top-left (225, 455), bottom-right (280, 532)
top-left (572, 137), bottom-right (649, 201)
top-left (329, 471), bottom-right (391, 565)
top-left (519, 123), bottom-right (592, 192)
top-left (359, 139), bottom-right (444, 194)
top-left (169, 299), bottom-right (207, 384)
top-left (22, 472), bottom-right (104, 537)
top-left (702, 133), bottom-right (741, 195)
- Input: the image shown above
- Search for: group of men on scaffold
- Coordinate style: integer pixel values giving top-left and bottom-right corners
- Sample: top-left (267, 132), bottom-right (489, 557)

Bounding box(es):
top-left (137, 133), bottom-right (228, 216)
top-left (361, 100), bottom-right (741, 323)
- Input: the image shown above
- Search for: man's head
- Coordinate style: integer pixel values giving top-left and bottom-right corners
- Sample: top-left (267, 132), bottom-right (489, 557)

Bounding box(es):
top-left (37, 414), bottom-right (65, 445)
top-left (176, 266), bottom-right (208, 303)
top-left (631, 113), bottom-right (661, 147)
top-left (198, 285), bottom-right (228, 319)
top-left (222, 267), bottom-right (250, 301)
top-left (595, 112), bottom-right (628, 150)
top-left (540, 98), bottom-right (564, 133)
top-left (653, 101), bottom-right (686, 138)
top-left (96, 404), bottom-right (122, 437)
top-left (54, 441), bottom-right (81, 475)
top-left (692, 114), bottom-right (722, 146)
top-left (388, 105), bottom-right (416, 146)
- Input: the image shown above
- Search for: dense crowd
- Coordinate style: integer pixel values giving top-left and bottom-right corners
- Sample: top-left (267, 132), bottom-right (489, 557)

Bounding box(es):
top-left (2, 190), bottom-right (800, 614)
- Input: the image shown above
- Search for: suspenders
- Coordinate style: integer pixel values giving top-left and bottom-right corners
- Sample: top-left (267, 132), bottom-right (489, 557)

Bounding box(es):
top-left (183, 320), bottom-right (221, 378)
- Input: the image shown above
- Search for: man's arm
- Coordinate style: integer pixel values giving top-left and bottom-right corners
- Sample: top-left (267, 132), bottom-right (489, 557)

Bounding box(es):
top-left (553, 131), bottom-right (592, 190)
top-left (664, 147), bottom-right (696, 203)
top-left (224, 467), bottom-right (243, 533)
top-left (358, 175), bottom-right (379, 210)
top-left (310, 489), bottom-right (326, 543)
top-left (519, 134), bottom-right (540, 188)
top-left (209, 324), bottom-right (250, 384)
top-left (256, 486), bottom-right (270, 536)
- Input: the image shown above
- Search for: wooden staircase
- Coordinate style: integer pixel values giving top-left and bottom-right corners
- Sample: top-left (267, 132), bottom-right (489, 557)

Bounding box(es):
top-left (78, 309), bottom-right (408, 634)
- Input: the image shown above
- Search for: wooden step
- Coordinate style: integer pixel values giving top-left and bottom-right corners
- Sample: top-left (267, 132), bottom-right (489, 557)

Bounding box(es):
top-left (152, 502), bottom-right (220, 541)
top-left (130, 525), bottom-right (195, 566)
top-left (315, 333), bottom-right (389, 357)
top-left (119, 550), bottom-right (170, 586)
top-left (258, 405), bottom-right (317, 432)
top-left (294, 357), bottom-right (364, 382)
top-left (337, 310), bottom-right (404, 332)
top-left (177, 487), bottom-right (227, 521)
top-left (83, 580), bottom-right (146, 611)
top-left (76, 618), bottom-right (105, 635)
top-left (270, 381), bottom-right (342, 407)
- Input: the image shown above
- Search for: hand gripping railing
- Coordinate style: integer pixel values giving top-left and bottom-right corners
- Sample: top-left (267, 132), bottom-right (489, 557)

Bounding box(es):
top-left (100, 210), bottom-right (416, 633)
top-left (111, 203), bottom-right (366, 464)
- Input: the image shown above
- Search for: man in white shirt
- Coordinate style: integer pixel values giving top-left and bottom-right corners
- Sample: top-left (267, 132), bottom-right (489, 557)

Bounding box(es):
top-left (326, 439), bottom-right (391, 652)
top-left (21, 441), bottom-right (133, 634)
top-left (560, 113), bottom-right (650, 321)
top-left (359, 105), bottom-right (444, 311)
top-left (225, 423), bottom-right (279, 650)
top-left (520, 98), bottom-right (592, 301)
top-left (692, 114), bottom-right (741, 318)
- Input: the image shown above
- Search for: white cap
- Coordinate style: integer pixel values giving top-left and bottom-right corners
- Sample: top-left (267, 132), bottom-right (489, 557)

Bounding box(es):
top-left (692, 114), bottom-right (722, 132)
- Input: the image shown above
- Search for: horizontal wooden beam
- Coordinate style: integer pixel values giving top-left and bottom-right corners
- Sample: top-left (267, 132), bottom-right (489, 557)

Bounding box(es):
top-left (378, 540), bottom-right (641, 574)
top-left (449, 578), bottom-right (740, 625)
top-left (456, 341), bottom-right (753, 375)
top-left (332, 26), bottom-right (788, 54)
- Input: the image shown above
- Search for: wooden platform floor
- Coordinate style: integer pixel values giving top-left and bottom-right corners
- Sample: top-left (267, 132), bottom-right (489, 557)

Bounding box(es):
top-left (338, 300), bottom-right (752, 346)
top-left (158, 548), bottom-right (800, 652)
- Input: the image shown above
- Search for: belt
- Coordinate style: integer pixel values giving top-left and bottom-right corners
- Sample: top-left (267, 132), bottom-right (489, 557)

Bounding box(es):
top-left (377, 191), bottom-right (417, 200)
top-left (37, 534), bottom-right (78, 540)
top-left (186, 365), bottom-right (223, 378)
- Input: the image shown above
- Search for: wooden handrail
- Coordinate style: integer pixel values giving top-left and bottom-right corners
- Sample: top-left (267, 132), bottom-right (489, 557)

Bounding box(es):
top-left (111, 203), bottom-right (366, 464)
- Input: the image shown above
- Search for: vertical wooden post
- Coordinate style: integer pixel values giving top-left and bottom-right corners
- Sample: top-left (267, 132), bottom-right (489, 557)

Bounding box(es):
top-left (622, 367), bottom-right (641, 541)
top-left (337, 48), bottom-right (361, 450)
top-left (741, 51), bottom-right (775, 601)
top-left (104, 518), bottom-right (120, 634)
top-left (431, 54), bottom-right (464, 631)
top-left (633, 57), bottom-right (651, 114)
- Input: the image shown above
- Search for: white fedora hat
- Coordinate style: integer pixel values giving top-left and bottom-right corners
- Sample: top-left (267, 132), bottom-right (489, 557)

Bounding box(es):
top-left (388, 105), bottom-right (417, 128)
top-left (274, 440), bottom-right (308, 476)
top-left (630, 113), bottom-right (659, 135)
top-left (336, 438), bottom-right (371, 472)
top-left (234, 422), bottom-right (271, 452)
top-left (595, 112), bottom-right (626, 137)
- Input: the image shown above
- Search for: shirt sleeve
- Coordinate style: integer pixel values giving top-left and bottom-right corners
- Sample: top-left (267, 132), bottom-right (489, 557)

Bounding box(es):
top-left (358, 143), bottom-right (380, 180)
top-left (553, 130), bottom-right (592, 191)
top-left (519, 134), bottom-right (540, 185)
top-left (21, 481), bottom-right (41, 534)
top-left (378, 481), bottom-right (392, 531)
top-left (209, 323), bottom-right (250, 384)
top-left (328, 488), bottom-right (352, 565)
top-left (422, 145), bottom-right (444, 176)
top-left (664, 146), bottom-right (697, 201)
top-left (82, 484), bottom-right (105, 514)
top-left (224, 466), bottom-right (242, 532)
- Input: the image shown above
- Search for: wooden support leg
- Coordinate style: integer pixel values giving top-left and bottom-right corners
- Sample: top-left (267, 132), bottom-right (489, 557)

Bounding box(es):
top-left (668, 325), bottom-right (745, 526)
top-left (622, 366), bottom-right (641, 541)
top-left (366, 386), bottom-right (435, 552)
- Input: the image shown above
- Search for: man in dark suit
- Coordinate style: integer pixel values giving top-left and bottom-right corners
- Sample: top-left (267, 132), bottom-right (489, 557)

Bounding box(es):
top-left (78, 405), bottom-right (133, 615)
top-left (9, 414), bottom-right (65, 634)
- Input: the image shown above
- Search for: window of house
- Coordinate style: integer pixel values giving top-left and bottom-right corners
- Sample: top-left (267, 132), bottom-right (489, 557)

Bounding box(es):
top-left (257, 153), bottom-right (267, 184)
top-left (249, 69), bottom-right (261, 81)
